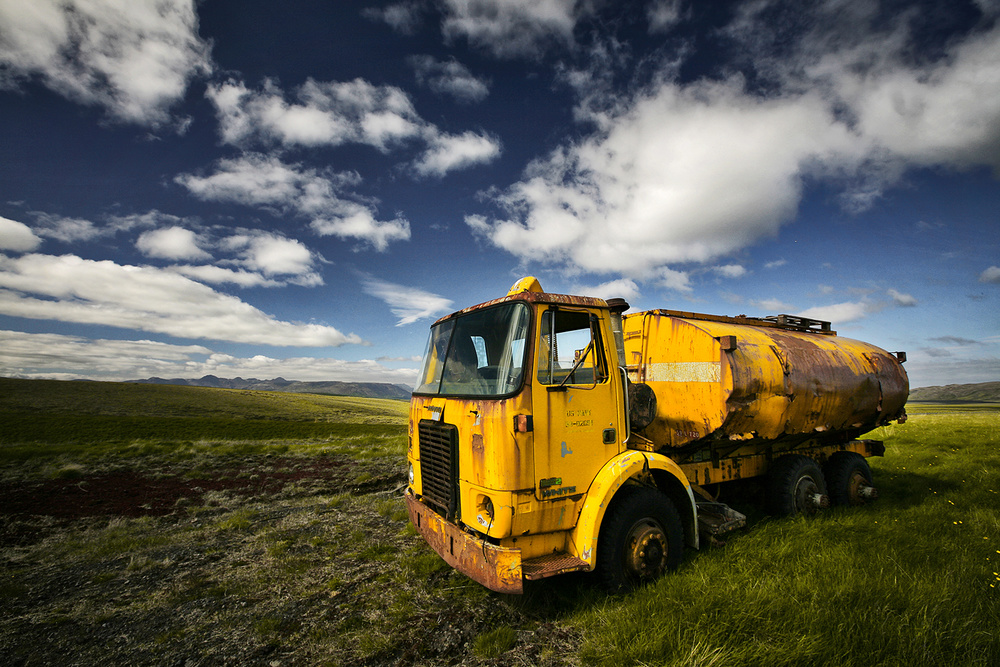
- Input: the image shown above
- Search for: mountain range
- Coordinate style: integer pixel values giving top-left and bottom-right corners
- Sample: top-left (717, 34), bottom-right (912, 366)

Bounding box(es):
top-left (909, 381), bottom-right (1000, 403)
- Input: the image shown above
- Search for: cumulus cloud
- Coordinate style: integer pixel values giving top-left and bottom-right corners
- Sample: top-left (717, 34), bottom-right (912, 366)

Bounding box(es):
top-left (979, 266), bottom-right (1000, 283)
top-left (413, 130), bottom-right (501, 177)
top-left (361, 277), bottom-right (453, 326)
top-left (137, 226), bottom-right (211, 261)
top-left (0, 329), bottom-right (416, 383)
top-left (205, 77), bottom-right (500, 178)
top-left (439, 0), bottom-right (585, 58)
top-left (409, 55), bottom-right (490, 103)
top-left (471, 78), bottom-right (854, 277)
top-left (469, 5), bottom-right (1000, 280)
top-left (220, 232), bottom-right (321, 285)
top-left (0, 253), bottom-right (364, 347)
top-left (175, 153), bottom-right (410, 251)
top-left (570, 278), bottom-right (640, 302)
top-left (206, 77), bottom-right (424, 150)
top-left (712, 264), bottom-right (747, 279)
top-left (0, 216), bottom-right (42, 252)
top-left (0, 0), bottom-right (212, 127)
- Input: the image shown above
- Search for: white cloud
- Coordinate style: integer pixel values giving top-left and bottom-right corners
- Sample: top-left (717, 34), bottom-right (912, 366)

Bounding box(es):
top-left (222, 232), bottom-right (321, 285)
top-left (570, 278), bottom-right (640, 302)
top-left (797, 301), bottom-right (868, 324)
top-left (137, 226), bottom-right (211, 261)
top-left (361, 277), bottom-right (453, 326)
top-left (0, 329), bottom-right (416, 384)
top-left (473, 77), bottom-right (855, 277)
top-left (439, 0), bottom-right (584, 58)
top-left (0, 0), bottom-right (212, 127)
top-left (175, 153), bottom-right (410, 251)
top-left (30, 213), bottom-right (101, 242)
top-left (409, 55), bottom-right (490, 103)
top-left (979, 266), bottom-right (1000, 283)
top-left (413, 130), bottom-right (502, 177)
top-left (0, 253), bottom-right (364, 347)
top-left (170, 264), bottom-right (280, 288)
top-left (0, 216), bottom-right (42, 252)
top-left (206, 77), bottom-right (423, 150)
top-left (712, 264), bottom-right (747, 278)
top-left (887, 288), bottom-right (917, 307)
top-left (656, 267), bottom-right (693, 293)
top-left (764, 259), bottom-right (787, 269)
top-left (470, 8), bottom-right (1000, 281)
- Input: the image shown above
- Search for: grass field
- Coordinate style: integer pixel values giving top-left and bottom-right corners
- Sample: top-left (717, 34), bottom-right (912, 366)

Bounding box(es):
top-left (1, 379), bottom-right (998, 666)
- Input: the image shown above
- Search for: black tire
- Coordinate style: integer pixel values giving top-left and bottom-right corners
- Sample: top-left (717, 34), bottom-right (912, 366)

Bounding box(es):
top-left (824, 452), bottom-right (875, 506)
top-left (766, 455), bottom-right (829, 517)
top-left (597, 485), bottom-right (684, 593)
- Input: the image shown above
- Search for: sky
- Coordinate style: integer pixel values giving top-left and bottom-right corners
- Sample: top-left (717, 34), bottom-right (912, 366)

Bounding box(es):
top-left (0, 0), bottom-right (998, 390)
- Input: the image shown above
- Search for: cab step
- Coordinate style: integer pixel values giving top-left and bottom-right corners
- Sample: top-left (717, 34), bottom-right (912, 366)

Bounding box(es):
top-left (521, 552), bottom-right (589, 580)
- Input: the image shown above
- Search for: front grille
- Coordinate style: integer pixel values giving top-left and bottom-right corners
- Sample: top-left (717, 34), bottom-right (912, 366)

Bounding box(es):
top-left (418, 420), bottom-right (458, 520)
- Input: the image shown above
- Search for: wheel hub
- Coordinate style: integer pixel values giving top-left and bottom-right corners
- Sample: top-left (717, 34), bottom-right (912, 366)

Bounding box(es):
top-left (626, 522), bottom-right (668, 579)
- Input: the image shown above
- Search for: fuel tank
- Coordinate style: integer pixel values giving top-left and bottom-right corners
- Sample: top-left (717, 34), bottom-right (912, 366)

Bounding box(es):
top-left (622, 309), bottom-right (908, 451)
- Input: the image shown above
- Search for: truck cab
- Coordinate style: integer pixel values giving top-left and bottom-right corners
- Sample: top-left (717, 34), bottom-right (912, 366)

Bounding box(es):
top-left (405, 277), bottom-right (696, 593)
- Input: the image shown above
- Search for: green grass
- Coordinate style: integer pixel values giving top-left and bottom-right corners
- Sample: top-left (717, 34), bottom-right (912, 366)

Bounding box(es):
top-left (570, 403), bottom-right (1000, 666)
top-left (0, 377), bottom-right (407, 464)
top-left (2, 381), bottom-right (997, 665)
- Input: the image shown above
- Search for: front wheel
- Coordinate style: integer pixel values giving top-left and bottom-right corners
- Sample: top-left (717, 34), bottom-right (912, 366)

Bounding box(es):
top-left (597, 485), bottom-right (684, 593)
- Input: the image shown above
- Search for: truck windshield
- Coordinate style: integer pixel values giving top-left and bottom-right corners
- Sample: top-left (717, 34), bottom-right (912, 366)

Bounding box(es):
top-left (414, 302), bottom-right (530, 397)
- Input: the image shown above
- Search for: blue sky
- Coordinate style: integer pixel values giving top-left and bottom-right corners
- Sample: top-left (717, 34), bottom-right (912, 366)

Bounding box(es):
top-left (0, 0), bottom-right (998, 389)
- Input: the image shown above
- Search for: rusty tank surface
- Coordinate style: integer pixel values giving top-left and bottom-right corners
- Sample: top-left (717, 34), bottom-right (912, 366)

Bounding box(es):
top-left (623, 308), bottom-right (909, 452)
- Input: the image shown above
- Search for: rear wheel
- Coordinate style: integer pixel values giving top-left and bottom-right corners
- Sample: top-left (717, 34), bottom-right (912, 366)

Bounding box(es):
top-left (825, 452), bottom-right (876, 506)
top-left (597, 485), bottom-right (684, 593)
top-left (767, 455), bottom-right (829, 516)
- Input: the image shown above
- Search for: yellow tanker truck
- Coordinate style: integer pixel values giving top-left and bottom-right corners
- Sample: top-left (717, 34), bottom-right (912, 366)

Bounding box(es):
top-left (405, 277), bottom-right (908, 593)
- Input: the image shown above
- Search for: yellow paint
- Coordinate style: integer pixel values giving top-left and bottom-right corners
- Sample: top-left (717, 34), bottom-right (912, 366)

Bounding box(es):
top-left (623, 310), bottom-right (908, 448)
top-left (530, 304), bottom-right (626, 503)
top-left (569, 450), bottom-right (697, 567)
top-left (507, 275), bottom-right (543, 295)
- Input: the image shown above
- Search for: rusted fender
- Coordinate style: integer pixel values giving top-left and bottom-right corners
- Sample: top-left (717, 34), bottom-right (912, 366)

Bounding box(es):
top-left (405, 490), bottom-right (523, 594)
top-left (570, 450), bottom-right (698, 569)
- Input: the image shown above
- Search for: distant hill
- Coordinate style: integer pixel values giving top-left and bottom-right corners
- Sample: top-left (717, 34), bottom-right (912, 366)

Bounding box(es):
top-left (128, 375), bottom-right (412, 400)
top-left (909, 381), bottom-right (1000, 403)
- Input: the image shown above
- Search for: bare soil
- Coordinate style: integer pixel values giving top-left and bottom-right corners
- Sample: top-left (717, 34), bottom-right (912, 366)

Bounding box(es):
top-left (0, 455), bottom-right (584, 666)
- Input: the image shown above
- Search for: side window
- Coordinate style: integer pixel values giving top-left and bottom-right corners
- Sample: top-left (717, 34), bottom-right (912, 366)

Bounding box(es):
top-left (536, 309), bottom-right (606, 385)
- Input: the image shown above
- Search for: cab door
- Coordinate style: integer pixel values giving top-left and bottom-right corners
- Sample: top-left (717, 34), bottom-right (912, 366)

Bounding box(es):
top-left (530, 306), bottom-right (623, 501)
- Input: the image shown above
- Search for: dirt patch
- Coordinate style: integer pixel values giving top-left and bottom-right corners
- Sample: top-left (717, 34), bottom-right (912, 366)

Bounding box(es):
top-left (0, 455), bottom-right (405, 547)
top-left (0, 455), bottom-right (583, 666)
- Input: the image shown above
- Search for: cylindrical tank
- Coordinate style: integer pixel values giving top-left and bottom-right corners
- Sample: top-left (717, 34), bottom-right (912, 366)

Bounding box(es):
top-left (622, 309), bottom-right (908, 451)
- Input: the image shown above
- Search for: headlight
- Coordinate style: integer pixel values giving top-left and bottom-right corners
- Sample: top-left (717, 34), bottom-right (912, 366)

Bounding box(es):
top-left (408, 462), bottom-right (415, 486)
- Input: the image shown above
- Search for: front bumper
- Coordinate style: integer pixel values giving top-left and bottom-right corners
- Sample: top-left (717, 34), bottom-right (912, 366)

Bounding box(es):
top-left (405, 490), bottom-right (523, 594)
